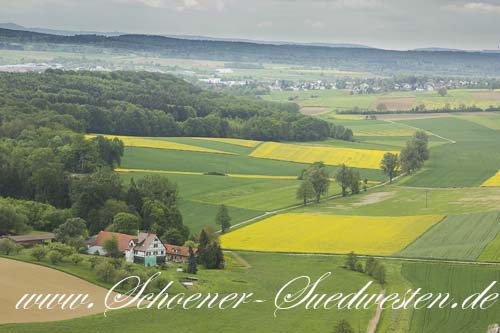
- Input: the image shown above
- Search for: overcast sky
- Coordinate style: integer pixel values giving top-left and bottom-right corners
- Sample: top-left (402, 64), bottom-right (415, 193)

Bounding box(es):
top-left (1, 0), bottom-right (500, 50)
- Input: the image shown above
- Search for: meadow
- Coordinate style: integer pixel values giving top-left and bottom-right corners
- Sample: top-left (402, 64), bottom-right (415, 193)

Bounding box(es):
top-left (402, 262), bottom-right (500, 333)
top-left (265, 89), bottom-right (500, 112)
top-left (295, 185), bottom-right (500, 217)
top-left (220, 213), bottom-right (443, 255)
top-left (0, 253), bottom-right (380, 333)
top-left (119, 171), bottom-right (304, 233)
top-left (398, 211), bottom-right (500, 260)
top-left (396, 116), bottom-right (500, 187)
top-left (86, 134), bottom-right (235, 155)
top-left (116, 135), bottom-right (390, 233)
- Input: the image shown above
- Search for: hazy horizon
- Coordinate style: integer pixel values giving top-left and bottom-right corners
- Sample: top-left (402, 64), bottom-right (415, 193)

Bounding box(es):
top-left (1, 0), bottom-right (500, 51)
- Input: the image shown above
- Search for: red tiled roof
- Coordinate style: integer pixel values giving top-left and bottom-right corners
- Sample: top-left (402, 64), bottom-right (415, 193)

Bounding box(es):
top-left (163, 243), bottom-right (193, 258)
top-left (91, 231), bottom-right (136, 252)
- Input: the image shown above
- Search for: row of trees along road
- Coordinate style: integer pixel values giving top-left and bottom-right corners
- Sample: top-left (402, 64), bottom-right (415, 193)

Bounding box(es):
top-left (296, 131), bottom-right (430, 204)
top-left (381, 131), bottom-right (430, 183)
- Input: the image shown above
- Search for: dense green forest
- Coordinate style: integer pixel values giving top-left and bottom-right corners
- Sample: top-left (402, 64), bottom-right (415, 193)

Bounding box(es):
top-left (0, 70), bottom-right (348, 141)
top-left (0, 121), bottom-right (190, 244)
top-left (2, 28), bottom-right (500, 76)
top-left (0, 69), bottom-right (352, 244)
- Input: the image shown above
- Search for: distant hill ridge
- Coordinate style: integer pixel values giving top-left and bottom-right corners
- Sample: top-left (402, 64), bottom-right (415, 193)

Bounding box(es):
top-left (1, 25), bottom-right (500, 75)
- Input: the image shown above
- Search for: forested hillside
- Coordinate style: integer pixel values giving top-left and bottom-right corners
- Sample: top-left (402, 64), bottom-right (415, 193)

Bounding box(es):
top-left (0, 70), bottom-right (349, 141)
top-left (2, 28), bottom-right (500, 75)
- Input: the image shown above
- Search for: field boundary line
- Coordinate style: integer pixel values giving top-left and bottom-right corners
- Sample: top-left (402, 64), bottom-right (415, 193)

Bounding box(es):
top-left (220, 173), bottom-right (407, 233)
top-left (384, 119), bottom-right (457, 144)
top-left (226, 250), bottom-right (500, 267)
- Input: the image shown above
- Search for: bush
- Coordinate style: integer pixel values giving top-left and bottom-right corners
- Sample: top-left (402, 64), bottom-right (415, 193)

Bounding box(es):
top-left (48, 251), bottom-right (63, 264)
top-left (48, 242), bottom-right (76, 256)
top-left (203, 172), bottom-right (227, 176)
top-left (95, 261), bottom-right (116, 283)
top-left (31, 246), bottom-right (48, 261)
top-left (88, 256), bottom-right (101, 269)
top-left (69, 254), bottom-right (83, 265)
top-left (0, 239), bottom-right (21, 255)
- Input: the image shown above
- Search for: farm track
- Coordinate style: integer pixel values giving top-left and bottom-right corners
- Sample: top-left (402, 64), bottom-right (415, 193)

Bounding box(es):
top-left (383, 119), bottom-right (457, 144)
top-left (367, 289), bottom-right (386, 333)
top-left (224, 172), bottom-right (407, 232)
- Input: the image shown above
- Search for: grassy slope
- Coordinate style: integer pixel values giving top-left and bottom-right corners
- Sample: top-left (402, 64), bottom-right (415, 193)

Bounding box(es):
top-left (121, 146), bottom-right (387, 181)
top-left (265, 89), bottom-right (500, 111)
top-left (402, 262), bottom-right (500, 333)
top-left (0, 252), bottom-right (379, 333)
top-left (120, 172), bottom-right (303, 233)
top-left (398, 211), bottom-right (500, 260)
top-left (294, 185), bottom-right (500, 217)
top-left (397, 117), bottom-right (500, 187)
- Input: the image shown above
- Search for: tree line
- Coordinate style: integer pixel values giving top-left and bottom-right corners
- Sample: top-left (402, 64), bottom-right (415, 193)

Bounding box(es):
top-left (3, 28), bottom-right (500, 76)
top-left (0, 70), bottom-right (352, 142)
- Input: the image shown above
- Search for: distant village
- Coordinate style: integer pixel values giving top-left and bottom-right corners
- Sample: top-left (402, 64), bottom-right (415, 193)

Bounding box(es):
top-left (1, 62), bottom-right (498, 95)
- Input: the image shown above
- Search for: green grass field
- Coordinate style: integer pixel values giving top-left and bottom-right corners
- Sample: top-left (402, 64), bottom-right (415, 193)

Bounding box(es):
top-left (119, 172), bottom-right (304, 233)
top-left (0, 252), bottom-right (379, 333)
top-left (402, 262), bottom-right (500, 333)
top-left (398, 211), bottom-right (500, 260)
top-left (396, 117), bottom-right (500, 187)
top-left (265, 89), bottom-right (500, 111)
top-left (294, 185), bottom-right (500, 217)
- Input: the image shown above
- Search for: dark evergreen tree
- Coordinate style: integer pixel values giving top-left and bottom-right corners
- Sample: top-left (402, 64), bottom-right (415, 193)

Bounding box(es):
top-left (187, 246), bottom-right (198, 274)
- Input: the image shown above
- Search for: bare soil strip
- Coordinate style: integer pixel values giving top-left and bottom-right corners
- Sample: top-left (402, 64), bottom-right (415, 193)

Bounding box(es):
top-left (376, 113), bottom-right (452, 120)
top-left (367, 289), bottom-right (386, 333)
top-left (472, 91), bottom-right (500, 101)
top-left (300, 107), bottom-right (327, 115)
top-left (0, 258), bottom-right (119, 324)
top-left (371, 98), bottom-right (416, 111)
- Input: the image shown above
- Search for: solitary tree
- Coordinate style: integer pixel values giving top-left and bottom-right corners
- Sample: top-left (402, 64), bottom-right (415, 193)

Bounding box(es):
top-left (350, 171), bottom-right (361, 195)
top-left (333, 319), bottom-right (354, 333)
top-left (305, 163), bottom-right (330, 202)
top-left (376, 103), bottom-right (388, 112)
top-left (438, 87), bottom-right (448, 97)
top-left (103, 236), bottom-right (122, 258)
top-left (380, 152), bottom-right (400, 183)
top-left (296, 179), bottom-right (315, 206)
top-left (335, 164), bottom-right (352, 197)
top-left (400, 142), bottom-right (422, 174)
top-left (413, 131), bottom-right (430, 161)
top-left (215, 204), bottom-right (231, 233)
top-left (345, 251), bottom-right (357, 271)
top-left (187, 246), bottom-right (197, 274)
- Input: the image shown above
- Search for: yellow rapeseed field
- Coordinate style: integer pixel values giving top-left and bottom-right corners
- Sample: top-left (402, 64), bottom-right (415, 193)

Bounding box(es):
top-left (481, 170), bottom-right (500, 187)
top-left (193, 137), bottom-right (261, 148)
top-left (220, 213), bottom-right (443, 255)
top-left (249, 142), bottom-right (397, 169)
top-left (85, 135), bottom-right (234, 155)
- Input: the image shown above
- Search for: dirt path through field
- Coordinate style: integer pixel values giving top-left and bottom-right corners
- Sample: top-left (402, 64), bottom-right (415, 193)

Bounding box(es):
top-left (0, 258), bottom-right (122, 324)
top-left (367, 289), bottom-right (385, 333)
